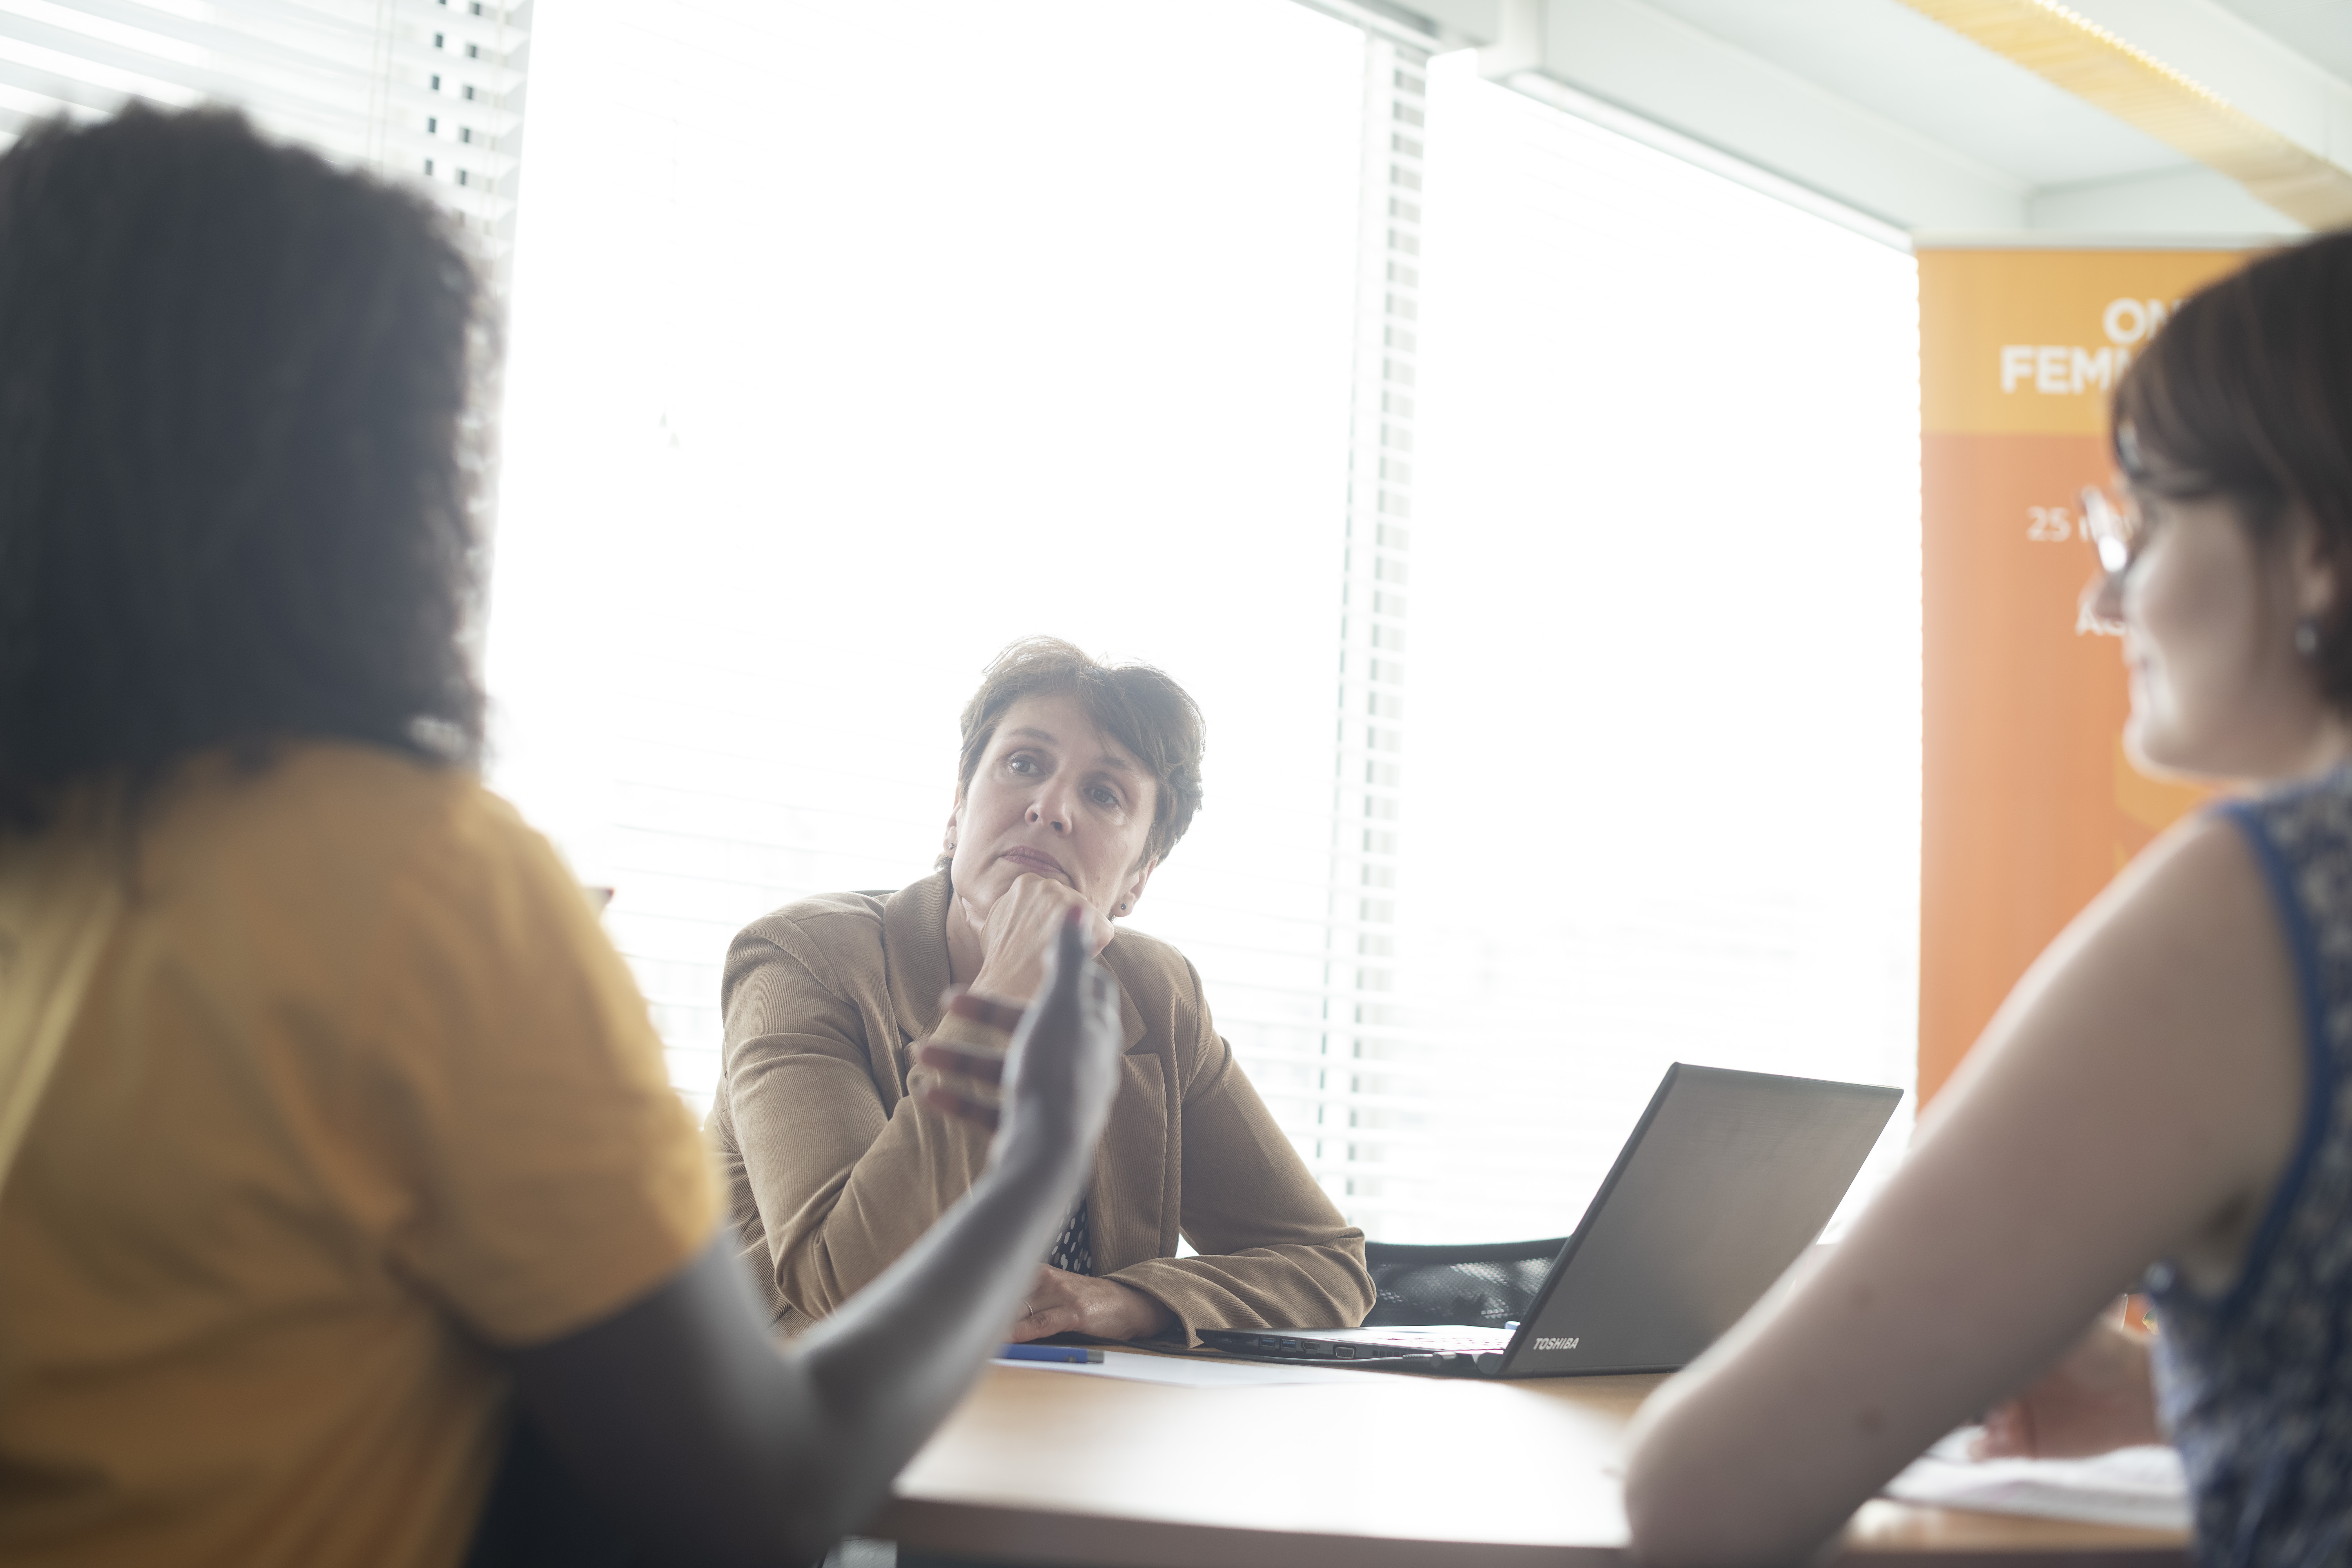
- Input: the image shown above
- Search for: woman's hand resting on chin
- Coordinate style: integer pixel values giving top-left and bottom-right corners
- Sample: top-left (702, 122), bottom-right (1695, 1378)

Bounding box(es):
top-left (1007, 1265), bottom-right (1176, 1344)
top-left (915, 920), bottom-right (1117, 1160)
top-left (962, 873), bottom-right (1116, 1004)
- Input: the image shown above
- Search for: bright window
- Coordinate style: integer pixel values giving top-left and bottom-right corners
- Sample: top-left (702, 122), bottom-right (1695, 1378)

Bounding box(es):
top-left (486, 0), bottom-right (1368, 1125)
top-left (486, 3), bottom-right (1922, 1241)
top-left (0, 0), bottom-right (1924, 1246)
top-left (1391, 54), bottom-right (1922, 1240)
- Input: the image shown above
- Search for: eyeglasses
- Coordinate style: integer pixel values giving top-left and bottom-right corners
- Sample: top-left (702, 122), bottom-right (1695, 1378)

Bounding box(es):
top-left (2079, 485), bottom-right (2140, 576)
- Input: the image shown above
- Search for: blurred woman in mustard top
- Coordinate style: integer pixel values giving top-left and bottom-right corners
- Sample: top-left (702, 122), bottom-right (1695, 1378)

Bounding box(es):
top-left (0, 106), bottom-right (1121, 1568)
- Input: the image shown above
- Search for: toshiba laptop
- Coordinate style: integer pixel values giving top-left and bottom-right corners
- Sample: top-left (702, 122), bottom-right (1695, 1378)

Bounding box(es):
top-left (1197, 1063), bottom-right (1899, 1379)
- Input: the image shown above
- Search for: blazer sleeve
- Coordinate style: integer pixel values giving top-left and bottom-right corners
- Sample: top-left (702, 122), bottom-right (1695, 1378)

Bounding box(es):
top-left (1104, 961), bottom-right (1376, 1340)
top-left (722, 918), bottom-right (992, 1321)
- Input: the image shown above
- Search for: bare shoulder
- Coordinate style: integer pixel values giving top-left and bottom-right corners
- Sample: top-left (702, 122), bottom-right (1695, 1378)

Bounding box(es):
top-left (1926, 805), bottom-right (2304, 1289)
top-left (2009, 807), bottom-right (2288, 1074)
top-left (2087, 804), bottom-right (2272, 937)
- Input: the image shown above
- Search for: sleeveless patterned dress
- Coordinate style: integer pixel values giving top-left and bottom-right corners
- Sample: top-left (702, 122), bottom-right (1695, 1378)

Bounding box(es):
top-left (2148, 774), bottom-right (2352, 1567)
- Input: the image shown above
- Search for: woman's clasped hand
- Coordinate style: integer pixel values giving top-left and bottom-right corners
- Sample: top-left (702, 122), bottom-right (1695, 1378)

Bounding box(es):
top-left (955, 868), bottom-right (1118, 1007)
top-left (917, 917), bottom-right (1118, 1156)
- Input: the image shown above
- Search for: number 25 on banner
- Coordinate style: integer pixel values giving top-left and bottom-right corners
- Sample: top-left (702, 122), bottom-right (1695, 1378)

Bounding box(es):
top-left (2025, 505), bottom-right (2075, 543)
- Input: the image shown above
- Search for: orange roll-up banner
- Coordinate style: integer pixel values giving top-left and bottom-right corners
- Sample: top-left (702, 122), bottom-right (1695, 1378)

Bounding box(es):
top-left (1917, 246), bottom-right (2252, 1104)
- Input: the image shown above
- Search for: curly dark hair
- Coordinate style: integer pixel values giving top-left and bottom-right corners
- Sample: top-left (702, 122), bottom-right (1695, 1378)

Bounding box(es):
top-left (2114, 231), bottom-right (2352, 707)
top-left (943, 636), bottom-right (1206, 872)
top-left (0, 106), bottom-right (486, 831)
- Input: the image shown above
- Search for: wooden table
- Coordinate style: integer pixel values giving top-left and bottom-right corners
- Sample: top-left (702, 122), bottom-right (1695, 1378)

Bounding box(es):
top-left (874, 1359), bottom-right (2189, 1567)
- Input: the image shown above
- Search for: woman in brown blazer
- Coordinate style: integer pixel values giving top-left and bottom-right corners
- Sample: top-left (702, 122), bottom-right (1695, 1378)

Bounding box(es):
top-left (709, 637), bottom-right (1374, 1343)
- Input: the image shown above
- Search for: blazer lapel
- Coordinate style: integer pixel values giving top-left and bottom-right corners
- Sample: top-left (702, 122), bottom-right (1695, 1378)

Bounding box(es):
top-left (1089, 936), bottom-right (1170, 1272)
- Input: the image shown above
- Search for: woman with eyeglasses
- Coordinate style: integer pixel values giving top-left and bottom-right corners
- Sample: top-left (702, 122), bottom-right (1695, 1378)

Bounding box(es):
top-left (1623, 231), bottom-right (2352, 1568)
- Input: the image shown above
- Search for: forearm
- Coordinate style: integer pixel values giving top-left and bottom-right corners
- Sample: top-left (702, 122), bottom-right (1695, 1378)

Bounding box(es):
top-left (789, 917), bottom-right (1122, 1489)
top-left (1623, 1339), bottom-right (1877, 1568)
top-left (511, 1116), bottom-right (1096, 1564)
top-left (1110, 1240), bottom-right (1373, 1341)
top-left (786, 1133), bottom-right (1095, 1517)
top-left (1620, 1156), bottom-right (2153, 1566)
top-left (1160, 1034), bottom-right (1374, 1340)
top-left (516, 911), bottom-right (1123, 1567)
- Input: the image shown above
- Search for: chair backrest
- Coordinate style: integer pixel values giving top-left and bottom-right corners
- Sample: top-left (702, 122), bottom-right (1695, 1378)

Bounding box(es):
top-left (1361, 1237), bottom-right (1569, 1328)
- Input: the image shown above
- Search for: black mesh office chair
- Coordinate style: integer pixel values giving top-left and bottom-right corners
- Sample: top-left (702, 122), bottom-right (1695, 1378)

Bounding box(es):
top-left (1360, 1237), bottom-right (1568, 1328)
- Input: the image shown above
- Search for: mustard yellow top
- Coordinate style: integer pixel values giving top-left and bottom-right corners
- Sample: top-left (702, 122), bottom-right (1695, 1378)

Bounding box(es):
top-left (0, 743), bottom-right (715, 1568)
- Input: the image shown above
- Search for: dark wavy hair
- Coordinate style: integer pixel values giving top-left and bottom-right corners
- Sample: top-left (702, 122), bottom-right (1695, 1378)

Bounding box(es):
top-left (0, 106), bottom-right (486, 831)
top-left (2114, 231), bottom-right (2352, 706)
top-left (944, 637), bottom-right (1206, 871)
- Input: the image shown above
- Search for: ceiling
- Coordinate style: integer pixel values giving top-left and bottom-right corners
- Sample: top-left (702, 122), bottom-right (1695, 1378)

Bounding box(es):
top-left (2218, 0), bottom-right (2352, 85)
top-left (1369, 0), bottom-right (2351, 241)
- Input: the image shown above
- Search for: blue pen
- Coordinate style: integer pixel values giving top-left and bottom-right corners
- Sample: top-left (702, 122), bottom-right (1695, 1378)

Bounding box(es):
top-left (997, 1343), bottom-right (1104, 1364)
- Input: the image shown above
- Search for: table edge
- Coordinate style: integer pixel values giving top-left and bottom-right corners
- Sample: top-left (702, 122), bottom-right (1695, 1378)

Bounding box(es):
top-left (875, 1497), bottom-right (2191, 1568)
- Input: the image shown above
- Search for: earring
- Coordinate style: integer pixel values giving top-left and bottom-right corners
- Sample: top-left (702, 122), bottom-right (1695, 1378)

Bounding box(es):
top-left (2298, 619), bottom-right (2322, 659)
top-left (1117, 901), bottom-right (1130, 913)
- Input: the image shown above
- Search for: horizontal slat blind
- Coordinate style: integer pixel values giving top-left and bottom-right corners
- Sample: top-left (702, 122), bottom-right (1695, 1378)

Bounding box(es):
top-left (15, 0), bottom-right (1922, 1248)
top-left (482, 0), bottom-right (1374, 1217)
top-left (1296, 30), bottom-right (1438, 1237)
top-left (0, 0), bottom-right (528, 269)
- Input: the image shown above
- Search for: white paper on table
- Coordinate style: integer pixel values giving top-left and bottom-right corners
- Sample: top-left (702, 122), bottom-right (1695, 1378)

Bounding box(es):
top-left (1884, 1428), bottom-right (2190, 1532)
top-left (989, 1350), bottom-right (1375, 1388)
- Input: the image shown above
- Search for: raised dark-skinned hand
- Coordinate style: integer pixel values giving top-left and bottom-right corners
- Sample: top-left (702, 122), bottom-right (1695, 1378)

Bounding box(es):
top-left (924, 905), bottom-right (1120, 1159)
top-left (922, 913), bottom-right (1168, 1345)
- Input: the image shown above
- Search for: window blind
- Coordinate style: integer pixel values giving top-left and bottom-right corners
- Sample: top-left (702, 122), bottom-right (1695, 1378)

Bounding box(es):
top-left (11, 0), bottom-right (1922, 1247)
top-left (0, 0), bottom-right (529, 274)
top-left (483, 0), bottom-right (1376, 1197)
top-left (492, 2), bottom-right (1923, 1243)
top-left (1290, 31), bottom-right (1439, 1232)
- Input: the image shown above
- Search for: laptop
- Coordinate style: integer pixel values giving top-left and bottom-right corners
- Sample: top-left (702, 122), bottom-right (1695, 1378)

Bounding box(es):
top-left (1197, 1063), bottom-right (1900, 1378)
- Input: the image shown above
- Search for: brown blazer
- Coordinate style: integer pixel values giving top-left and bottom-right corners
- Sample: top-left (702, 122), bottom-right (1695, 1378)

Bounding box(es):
top-left (706, 870), bottom-right (1373, 1341)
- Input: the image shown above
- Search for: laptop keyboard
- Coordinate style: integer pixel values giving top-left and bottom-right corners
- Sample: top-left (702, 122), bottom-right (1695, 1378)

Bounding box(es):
top-left (1209, 1328), bottom-right (1511, 1359)
top-left (1345, 1330), bottom-right (1511, 1350)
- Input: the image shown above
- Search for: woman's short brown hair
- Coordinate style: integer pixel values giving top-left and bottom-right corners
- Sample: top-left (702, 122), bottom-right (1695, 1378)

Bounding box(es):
top-left (2113, 231), bottom-right (2352, 705)
top-left (947, 637), bottom-right (1205, 871)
